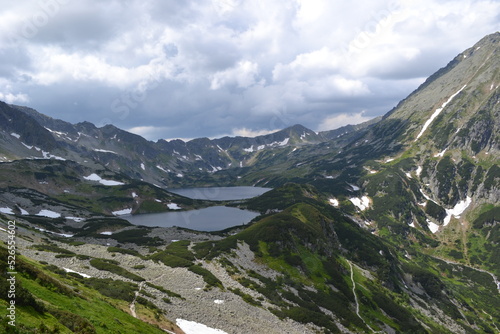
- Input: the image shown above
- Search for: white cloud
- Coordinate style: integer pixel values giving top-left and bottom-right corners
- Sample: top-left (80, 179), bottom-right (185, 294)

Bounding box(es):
top-left (231, 127), bottom-right (280, 137)
top-left (305, 75), bottom-right (370, 101)
top-left (0, 0), bottom-right (498, 139)
top-left (128, 126), bottom-right (172, 141)
top-left (211, 60), bottom-right (261, 89)
top-left (272, 47), bottom-right (341, 82)
top-left (0, 91), bottom-right (29, 104)
top-left (317, 111), bottom-right (373, 132)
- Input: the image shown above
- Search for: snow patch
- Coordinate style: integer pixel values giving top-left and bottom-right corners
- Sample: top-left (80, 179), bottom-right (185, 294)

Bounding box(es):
top-left (132, 192), bottom-right (138, 198)
top-left (94, 149), bottom-right (118, 154)
top-left (349, 196), bottom-right (370, 211)
top-left (415, 85), bottom-right (467, 141)
top-left (176, 173), bottom-right (184, 178)
top-left (156, 165), bottom-right (168, 173)
top-left (443, 197), bottom-right (472, 226)
top-left (42, 150), bottom-right (66, 160)
top-left (0, 207), bottom-right (14, 214)
top-left (243, 146), bottom-right (254, 153)
top-left (35, 227), bottom-right (73, 238)
top-left (427, 219), bottom-right (440, 233)
top-left (100, 231), bottom-right (113, 235)
top-left (140, 163), bottom-right (145, 170)
top-left (416, 166), bottom-right (423, 177)
top-left (419, 189), bottom-right (434, 202)
top-left (36, 209), bottom-right (61, 218)
top-left (63, 268), bottom-right (92, 278)
top-left (66, 217), bottom-right (85, 222)
top-left (112, 208), bottom-right (132, 216)
top-left (434, 148), bottom-right (447, 158)
top-left (176, 319), bottom-right (228, 334)
top-left (348, 184), bottom-right (360, 191)
top-left (278, 137), bottom-right (289, 146)
top-left (329, 198), bottom-right (339, 207)
top-left (384, 158), bottom-right (394, 163)
top-left (167, 203), bottom-right (181, 210)
top-left (84, 173), bottom-right (125, 186)
top-left (10, 133), bottom-right (20, 139)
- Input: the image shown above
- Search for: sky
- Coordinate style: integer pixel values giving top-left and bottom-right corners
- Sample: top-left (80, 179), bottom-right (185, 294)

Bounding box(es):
top-left (0, 0), bottom-right (498, 141)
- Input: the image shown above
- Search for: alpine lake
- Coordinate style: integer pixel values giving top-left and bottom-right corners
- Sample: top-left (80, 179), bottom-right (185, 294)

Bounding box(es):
top-left (124, 187), bottom-right (271, 232)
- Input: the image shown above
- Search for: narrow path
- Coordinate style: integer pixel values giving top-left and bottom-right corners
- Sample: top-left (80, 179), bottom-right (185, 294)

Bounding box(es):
top-left (347, 260), bottom-right (378, 333)
top-left (129, 273), bottom-right (167, 318)
top-left (129, 281), bottom-right (146, 318)
top-left (348, 260), bottom-right (360, 316)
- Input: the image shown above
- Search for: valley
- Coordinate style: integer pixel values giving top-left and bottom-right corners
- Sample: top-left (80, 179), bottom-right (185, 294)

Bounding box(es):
top-left (0, 33), bottom-right (499, 333)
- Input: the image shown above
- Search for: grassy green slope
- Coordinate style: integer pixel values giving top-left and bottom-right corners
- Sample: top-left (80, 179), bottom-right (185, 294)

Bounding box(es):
top-left (192, 184), bottom-right (499, 333)
top-left (0, 246), bottom-right (174, 334)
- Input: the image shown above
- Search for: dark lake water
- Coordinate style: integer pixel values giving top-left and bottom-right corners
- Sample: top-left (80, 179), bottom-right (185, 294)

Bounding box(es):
top-left (125, 186), bottom-right (271, 231)
top-left (124, 206), bottom-right (260, 231)
top-left (168, 186), bottom-right (272, 201)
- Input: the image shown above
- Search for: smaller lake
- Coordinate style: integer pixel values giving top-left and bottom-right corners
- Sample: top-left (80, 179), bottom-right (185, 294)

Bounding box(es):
top-left (124, 206), bottom-right (259, 232)
top-left (168, 186), bottom-right (271, 201)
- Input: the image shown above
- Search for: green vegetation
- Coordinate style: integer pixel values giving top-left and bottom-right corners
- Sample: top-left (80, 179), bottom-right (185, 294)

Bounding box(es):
top-left (150, 240), bottom-right (195, 267)
top-left (89, 258), bottom-right (144, 282)
top-left (107, 246), bottom-right (144, 258)
top-left (31, 243), bottom-right (76, 255)
top-left (188, 264), bottom-right (223, 290)
top-left (145, 283), bottom-right (184, 300)
top-left (0, 246), bottom-right (168, 333)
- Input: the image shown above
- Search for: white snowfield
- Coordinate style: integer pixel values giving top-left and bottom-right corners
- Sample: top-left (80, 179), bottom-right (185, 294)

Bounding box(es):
top-left (167, 203), bottom-right (181, 210)
top-left (112, 208), bottom-right (132, 216)
top-left (243, 137), bottom-right (290, 153)
top-left (35, 227), bottom-right (73, 238)
top-left (443, 196), bottom-right (472, 226)
top-left (176, 319), bottom-right (228, 334)
top-left (63, 268), bottom-right (92, 278)
top-left (426, 197), bottom-right (472, 233)
top-left (329, 198), bottom-right (339, 207)
top-left (84, 173), bottom-right (125, 186)
top-left (0, 207), bottom-right (14, 214)
top-left (36, 209), bottom-right (61, 218)
top-left (427, 219), bottom-right (440, 233)
top-left (94, 149), bottom-right (118, 154)
top-left (415, 85), bottom-right (467, 141)
top-left (350, 196), bottom-right (370, 211)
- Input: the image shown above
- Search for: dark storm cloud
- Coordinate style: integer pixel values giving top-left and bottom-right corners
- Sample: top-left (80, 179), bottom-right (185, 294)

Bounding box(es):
top-left (0, 0), bottom-right (498, 140)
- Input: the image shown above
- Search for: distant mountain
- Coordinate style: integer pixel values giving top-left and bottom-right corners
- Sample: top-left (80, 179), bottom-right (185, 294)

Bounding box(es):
top-left (1, 101), bottom-right (378, 188)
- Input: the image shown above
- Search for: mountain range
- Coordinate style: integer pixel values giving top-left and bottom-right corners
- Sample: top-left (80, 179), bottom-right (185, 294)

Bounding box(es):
top-left (0, 32), bottom-right (498, 333)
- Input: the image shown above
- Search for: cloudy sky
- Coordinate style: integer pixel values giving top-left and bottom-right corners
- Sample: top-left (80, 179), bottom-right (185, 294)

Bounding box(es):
top-left (0, 0), bottom-right (498, 141)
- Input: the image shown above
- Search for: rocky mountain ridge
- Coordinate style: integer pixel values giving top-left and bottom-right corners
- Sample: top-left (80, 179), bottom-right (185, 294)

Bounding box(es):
top-left (1, 102), bottom-right (379, 189)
